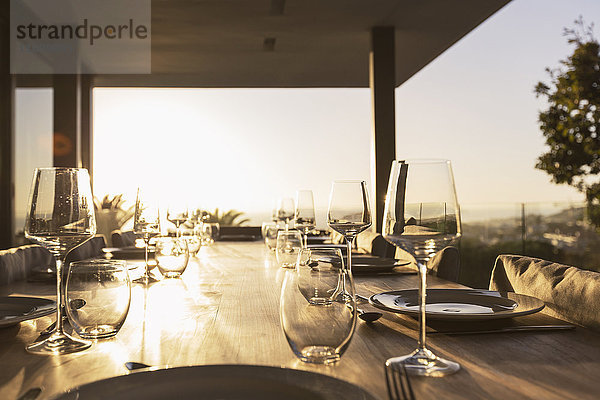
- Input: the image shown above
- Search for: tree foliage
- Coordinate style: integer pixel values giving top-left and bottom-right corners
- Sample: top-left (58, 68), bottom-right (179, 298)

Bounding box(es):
top-left (535, 18), bottom-right (600, 228)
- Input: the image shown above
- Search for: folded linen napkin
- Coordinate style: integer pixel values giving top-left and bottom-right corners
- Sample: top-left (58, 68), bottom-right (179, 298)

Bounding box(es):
top-left (333, 229), bottom-right (460, 281)
top-left (394, 246), bottom-right (460, 282)
top-left (489, 254), bottom-right (600, 331)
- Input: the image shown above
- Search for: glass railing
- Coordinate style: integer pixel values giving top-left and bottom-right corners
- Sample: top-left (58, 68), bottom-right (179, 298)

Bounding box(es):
top-left (459, 201), bottom-right (600, 288)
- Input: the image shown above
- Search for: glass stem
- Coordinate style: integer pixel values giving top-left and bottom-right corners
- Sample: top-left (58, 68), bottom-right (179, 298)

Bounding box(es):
top-left (416, 260), bottom-right (428, 351)
top-left (303, 229), bottom-right (308, 248)
top-left (144, 238), bottom-right (151, 277)
top-left (55, 257), bottom-right (66, 333)
top-left (345, 236), bottom-right (354, 274)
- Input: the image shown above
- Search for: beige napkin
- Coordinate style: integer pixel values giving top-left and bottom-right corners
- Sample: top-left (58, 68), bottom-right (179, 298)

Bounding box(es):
top-left (489, 254), bottom-right (600, 331)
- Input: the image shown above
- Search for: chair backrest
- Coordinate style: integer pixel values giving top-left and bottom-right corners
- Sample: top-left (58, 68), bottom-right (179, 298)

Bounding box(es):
top-left (111, 230), bottom-right (137, 247)
top-left (66, 235), bottom-right (107, 263)
top-left (489, 254), bottom-right (600, 331)
top-left (0, 245), bottom-right (54, 285)
top-left (357, 230), bottom-right (461, 282)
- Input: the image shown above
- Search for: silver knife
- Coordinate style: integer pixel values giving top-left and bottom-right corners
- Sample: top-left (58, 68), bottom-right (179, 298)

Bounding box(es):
top-left (429, 324), bottom-right (576, 335)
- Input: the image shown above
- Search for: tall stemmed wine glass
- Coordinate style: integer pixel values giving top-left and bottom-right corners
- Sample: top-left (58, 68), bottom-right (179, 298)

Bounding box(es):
top-left (167, 204), bottom-right (188, 238)
top-left (277, 197), bottom-right (295, 231)
top-left (294, 190), bottom-right (316, 248)
top-left (383, 159), bottom-right (461, 376)
top-left (133, 189), bottom-right (161, 285)
top-left (24, 167), bottom-right (96, 354)
top-left (327, 181), bottom-right (372, 275)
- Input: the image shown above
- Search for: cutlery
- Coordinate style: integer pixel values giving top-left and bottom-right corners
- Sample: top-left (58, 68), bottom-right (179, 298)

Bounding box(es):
top-left (355, 294), bottom-right (383, 322)
top-left (356, 294), bottom-right (371, 303)
top-left (358, 308), bottom-right (383, 323)
top-left (17, 387), bottom-right (42, 400)
top-left (429, 324), bottom-right (576, 335)
top-left (385, 361), bottom-right (416, 400)
top-left (125, 361), bottom-right (152, 371)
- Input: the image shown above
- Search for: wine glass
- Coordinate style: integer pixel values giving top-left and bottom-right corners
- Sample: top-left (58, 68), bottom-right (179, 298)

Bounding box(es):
top-left (327, 181), bottom-right (372, 276)
top-left (167, 204), bottom-right (189, 238)
top-left (133, 188), bottom-right (161, 285)
top-left (277, 197), bottom-right (295, 231)
top-left (24, 167), bottom-right (96, 354)
top-left (383, 159), bottom-right (462, 377)
top-left (295, 190), bottom-right (316, 248)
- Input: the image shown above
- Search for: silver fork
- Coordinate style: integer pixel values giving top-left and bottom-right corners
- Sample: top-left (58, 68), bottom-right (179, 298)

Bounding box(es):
top-left (384, 361), bottom-right (416, 400)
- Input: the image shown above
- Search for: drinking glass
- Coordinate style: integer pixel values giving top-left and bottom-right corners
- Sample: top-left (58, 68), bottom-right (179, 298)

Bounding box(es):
top-left (327, 181), bottom-right (372, 275)
top-left (133, 188), bottom-right (161, 285)
top-left (190, 208), bottom-right (209, 240)
top-left (202, 222), bottom-right (220, 245)
top-left (280, 247), bottom-right (356, 364)
top-left (277, 197), bottom-right (295, 231)
top-left (182, 234), bottom-right (201, 256)
top-left (66, 259), bottom-right (131, 339)
top-left (276, 230), bottom-right (303, 268)
top-left (295, 190), bottom-right (316, 248)
top-left (24, 167), bottom-right (96, 354)
top-left (155, 237), bottom-right (190, 278)
top-left (262, 222), bottom-right (279, 251)
top-left (167, 204), bottom-right (189, 238)
top-left (383, 159), bottom-right (462, 376)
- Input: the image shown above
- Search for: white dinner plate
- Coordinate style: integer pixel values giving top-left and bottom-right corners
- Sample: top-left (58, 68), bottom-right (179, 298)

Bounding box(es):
top-left (0, 296), bottom-right (56, 328)
top-left (51, 365), bottom-right (377, 400)
top-left (369, 289), bottom-right (545, 321)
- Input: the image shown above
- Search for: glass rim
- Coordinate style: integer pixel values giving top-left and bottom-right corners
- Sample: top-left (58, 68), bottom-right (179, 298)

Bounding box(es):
top-left (277, 229), bottom-right (302, 236)
top-left (394, 159), bottom-right (451, 165)
top-left (331, 180), bottom-right (367, 184)
top-left (34, 167), bottom-right (89, 172)
top-left (300, 246), bottom-right (344, 257)
top-left (70, 259), bottom-right (126, 267)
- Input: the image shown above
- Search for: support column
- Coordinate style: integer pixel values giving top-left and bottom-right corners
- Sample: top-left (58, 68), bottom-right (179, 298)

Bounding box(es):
top-left (0, 2), bottom-right (15, 248)
top-left (369, 26), bottom-right (396, 233)
top-left (80, 75), bottom-right (93, 181)
top-left (53, 75), bottom-right (81, 167)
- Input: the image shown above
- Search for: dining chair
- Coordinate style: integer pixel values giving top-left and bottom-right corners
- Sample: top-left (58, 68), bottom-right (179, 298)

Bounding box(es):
top-left (111, 230), bottom-right (137, 247)
top-left (338, 229), bottom-right (461, 281)
top-left (489, 254), bottom-right (600, 331)
top-left (0, 245), bottom-right (54, 285)
top-left (66, 235), bottom-right (107, 264)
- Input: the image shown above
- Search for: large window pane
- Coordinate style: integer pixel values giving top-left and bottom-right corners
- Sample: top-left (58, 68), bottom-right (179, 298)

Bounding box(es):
top-left (92, 88), bottom-right (372, 228)
top-left (14, 88), bottom-right (53, 239)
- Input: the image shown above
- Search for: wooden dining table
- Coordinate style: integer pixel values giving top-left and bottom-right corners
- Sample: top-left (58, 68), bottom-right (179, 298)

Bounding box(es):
top-left (1, 241), bottom-right (600, 399)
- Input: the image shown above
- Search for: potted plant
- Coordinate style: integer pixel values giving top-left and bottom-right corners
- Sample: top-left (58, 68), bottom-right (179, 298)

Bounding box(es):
top-left (94, 194), bottom-right (135, 246)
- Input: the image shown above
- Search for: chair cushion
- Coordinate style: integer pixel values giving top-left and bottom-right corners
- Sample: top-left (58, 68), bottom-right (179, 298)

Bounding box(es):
top-left (111, 230), bottom-right (137, 247)
top-left (67, 236), bottom-right (107, 263)
top-left (489, 255), bottom-right (600, 330)
top-left (0, 245), bottom-right (54, 285)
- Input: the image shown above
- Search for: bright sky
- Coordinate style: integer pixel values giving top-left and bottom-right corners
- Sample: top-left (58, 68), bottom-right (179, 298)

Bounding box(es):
top-left (91, 0), bottom-right (600, 224)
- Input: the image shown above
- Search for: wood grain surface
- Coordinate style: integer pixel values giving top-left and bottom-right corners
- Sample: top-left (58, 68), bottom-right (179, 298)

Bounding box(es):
top-left (1, 242), bottom-right (599, 399)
